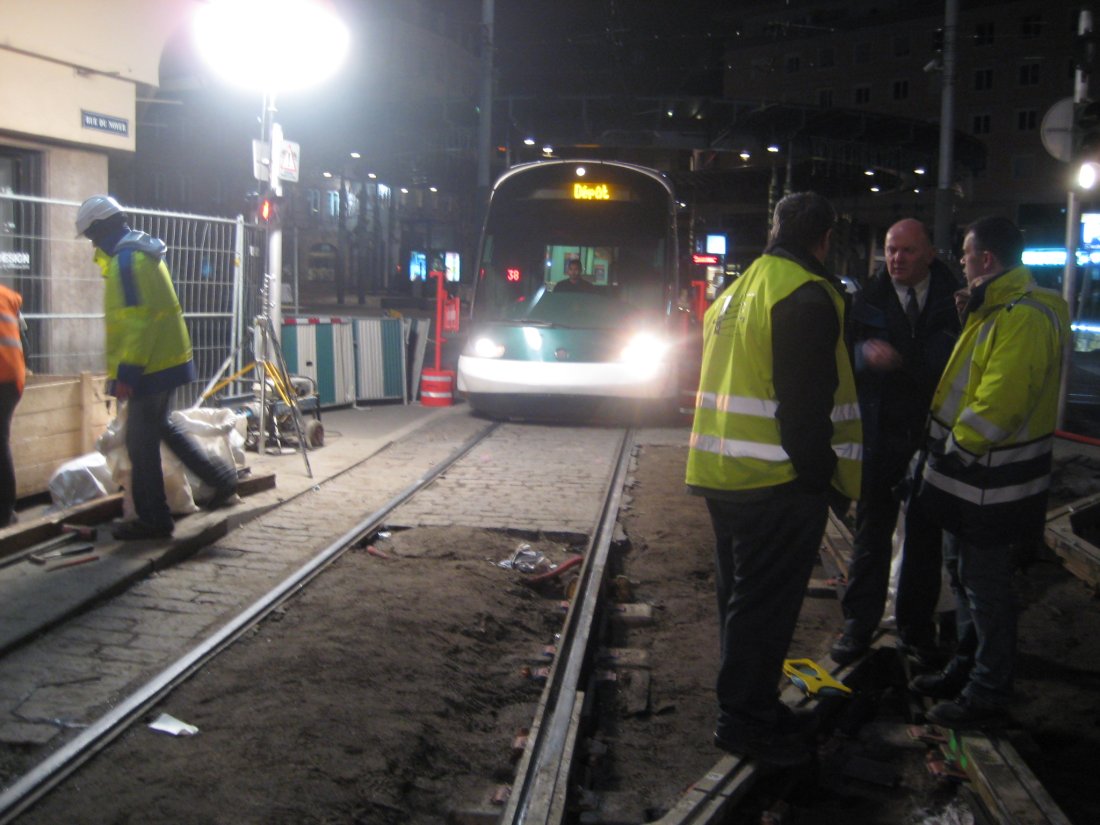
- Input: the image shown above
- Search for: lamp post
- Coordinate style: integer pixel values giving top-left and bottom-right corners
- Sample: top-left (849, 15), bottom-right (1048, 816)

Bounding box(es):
top-left (193, 0), bottom-right (349, 334)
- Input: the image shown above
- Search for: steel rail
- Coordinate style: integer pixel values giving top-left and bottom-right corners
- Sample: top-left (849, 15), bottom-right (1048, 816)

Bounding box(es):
top-left (0, 421), bottom-right (499, 824)
top-left (501, 426), bottom-right (635, 825)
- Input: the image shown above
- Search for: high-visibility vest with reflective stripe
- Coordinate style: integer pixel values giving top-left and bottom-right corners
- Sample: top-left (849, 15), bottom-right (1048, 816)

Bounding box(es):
top-left (686, 253), bottom-right (862, 498)
top-left (0, 285), bottom-right (25, 394)
top-left (918, 266), bottom-right (1068, 539)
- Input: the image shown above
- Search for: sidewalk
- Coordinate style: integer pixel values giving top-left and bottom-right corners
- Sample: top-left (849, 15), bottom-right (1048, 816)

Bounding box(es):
top-left (0, 402), bottom-right (459, 655)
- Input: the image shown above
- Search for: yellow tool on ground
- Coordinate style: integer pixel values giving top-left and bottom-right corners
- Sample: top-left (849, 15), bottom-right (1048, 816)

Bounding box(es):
top-left (783, 658), bottom-right (853, 697)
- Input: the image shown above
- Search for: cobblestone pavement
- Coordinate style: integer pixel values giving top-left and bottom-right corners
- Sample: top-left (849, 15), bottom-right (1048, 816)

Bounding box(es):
top-left (0, 410), bottom-right (649, 787)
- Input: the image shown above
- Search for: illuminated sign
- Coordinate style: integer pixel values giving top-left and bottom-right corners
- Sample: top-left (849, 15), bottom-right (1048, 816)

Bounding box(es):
top-left (573, 182), bottom-right (611, 201)
top-left (408, 251), bottom-right (427, 282)
top-left (1021, 247), bottom-right (1100, 267)
top-left (692, 254), bottom-right (720, 265)
top-left (505, 267), bottom-right (522, 282)
top-left (445, 251), bottom-right (461, 283)
top-left (705, 234), bottom-right (727, 255)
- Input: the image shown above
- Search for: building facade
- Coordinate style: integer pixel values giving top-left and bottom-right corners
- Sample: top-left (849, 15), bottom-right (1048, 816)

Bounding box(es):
top-left (723, 0), bottom-right (1086, 252)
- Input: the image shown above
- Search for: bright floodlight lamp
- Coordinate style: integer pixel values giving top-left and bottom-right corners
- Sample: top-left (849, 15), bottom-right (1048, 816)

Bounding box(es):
top-left (1079, 161), bottom-right (1100, 190)
top-left (193, 0), bottom-right (350, 93)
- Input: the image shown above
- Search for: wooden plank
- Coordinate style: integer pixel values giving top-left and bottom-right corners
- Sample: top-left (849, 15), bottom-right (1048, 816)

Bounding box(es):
top-left (8, 373), bottom-right (115, 499)
top-left (958, 732), bottom-right (1073, 825)
top-left (1044, 519), bottom-right (1100, 589)
top-left (0, 470), bottom-right (275, 563)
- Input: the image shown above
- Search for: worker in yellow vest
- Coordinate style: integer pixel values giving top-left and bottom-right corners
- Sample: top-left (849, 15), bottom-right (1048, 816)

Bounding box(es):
top-left (686, 191), bottom-right (861, 767)
top-left (75, 195), bottom-right (238, 541)
top-left (910, 216), bottom-right (1069, 728)
top-left (0, 283), bottom-right (25, 527)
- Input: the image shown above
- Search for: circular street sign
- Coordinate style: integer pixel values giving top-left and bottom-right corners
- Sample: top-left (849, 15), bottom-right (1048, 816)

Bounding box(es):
top-left (1042, 97), bottom-right (1075, 162)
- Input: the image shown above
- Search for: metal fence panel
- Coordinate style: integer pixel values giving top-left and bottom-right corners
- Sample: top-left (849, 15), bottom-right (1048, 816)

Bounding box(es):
top-left (0, 193), bottom-right (263, 406)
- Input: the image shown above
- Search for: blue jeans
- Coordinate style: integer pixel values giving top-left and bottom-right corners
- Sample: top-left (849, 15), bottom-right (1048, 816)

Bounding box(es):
top-left (125, 391), bottom-right (236, 529)
top-left (941, 531), bottom-right (1017, 707)
top-left (707, 488), bottom-right (828, 733)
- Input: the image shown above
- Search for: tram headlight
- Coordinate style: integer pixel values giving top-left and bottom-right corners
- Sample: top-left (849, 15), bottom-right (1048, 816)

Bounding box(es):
top-left (620, 331), bottom-right (668, 364)
top-left (471, 336), bottom-right (506, 358)
top-left (523, 327), bottom-right (543, 351)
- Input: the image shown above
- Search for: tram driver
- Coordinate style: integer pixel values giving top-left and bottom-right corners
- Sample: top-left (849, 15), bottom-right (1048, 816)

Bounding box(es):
top-left (554, 258), bottom-right (597, 293)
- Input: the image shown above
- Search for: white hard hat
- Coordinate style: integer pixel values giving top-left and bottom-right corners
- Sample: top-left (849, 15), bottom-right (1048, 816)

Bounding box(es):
top-left (75, 195), bottom-right (125, 237)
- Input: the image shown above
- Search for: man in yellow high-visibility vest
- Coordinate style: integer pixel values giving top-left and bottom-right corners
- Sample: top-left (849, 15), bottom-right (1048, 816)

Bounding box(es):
top-left (910, 216), bottom-right (1069, 729)
top-left (686, 192), bottom-right (862, 766)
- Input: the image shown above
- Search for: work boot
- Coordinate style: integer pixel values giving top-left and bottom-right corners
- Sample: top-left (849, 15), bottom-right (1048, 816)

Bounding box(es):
top-left (925, 695), bottom-right (1009, 729)
top-left (774, 703), bottom-right (820, 739)
top-left (908, 668), bottom-right (968, 700)
top-left (206, 481), bottom-right (239, 510)
top-left (713, 726), bottom-right (813, 767)
top-left (112, 519), bottom-right (173, 541)
top-left (829, 631), bottom-right (870, 666)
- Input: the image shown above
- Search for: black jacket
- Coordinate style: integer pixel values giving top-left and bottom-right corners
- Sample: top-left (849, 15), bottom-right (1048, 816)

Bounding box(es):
top-left (849, 258), bottom-right (961, 482)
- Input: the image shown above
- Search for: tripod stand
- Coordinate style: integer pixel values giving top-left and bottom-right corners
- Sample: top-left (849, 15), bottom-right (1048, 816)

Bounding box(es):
top-left (196, 274), bottom-right (313, 478)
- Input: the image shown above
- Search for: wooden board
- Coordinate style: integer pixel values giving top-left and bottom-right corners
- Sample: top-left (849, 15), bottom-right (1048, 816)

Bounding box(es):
top-left (11, 373), bottom-right (115, 498)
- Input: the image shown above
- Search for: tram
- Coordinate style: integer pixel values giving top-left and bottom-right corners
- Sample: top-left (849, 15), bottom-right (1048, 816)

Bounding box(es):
top-left (456, 160), bottom-right (693, 419)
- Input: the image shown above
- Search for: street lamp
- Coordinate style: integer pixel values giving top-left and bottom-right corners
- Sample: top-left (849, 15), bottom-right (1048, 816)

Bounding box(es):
top-left (193, 0), bottom-right (349, 333)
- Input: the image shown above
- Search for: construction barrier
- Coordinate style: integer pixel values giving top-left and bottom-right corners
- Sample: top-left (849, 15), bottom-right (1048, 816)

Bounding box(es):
top-left (420, 368), bottom-right (455, 407)
top-left (280, 318), bottom-right (356, 407)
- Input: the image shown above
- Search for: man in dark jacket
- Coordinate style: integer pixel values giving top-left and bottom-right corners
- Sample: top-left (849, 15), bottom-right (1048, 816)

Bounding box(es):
top-left (830, 218), bottom-right (961, 665)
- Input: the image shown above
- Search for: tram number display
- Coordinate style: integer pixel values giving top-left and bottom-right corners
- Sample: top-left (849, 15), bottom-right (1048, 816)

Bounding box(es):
top-left (573, 182), bottom-right (612, 201)
top-left (505, 267), bottom-right (522, 282)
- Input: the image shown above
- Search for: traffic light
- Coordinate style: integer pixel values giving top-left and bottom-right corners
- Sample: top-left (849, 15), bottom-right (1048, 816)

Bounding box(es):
top-left (251, 189), bottom-right (280, 227)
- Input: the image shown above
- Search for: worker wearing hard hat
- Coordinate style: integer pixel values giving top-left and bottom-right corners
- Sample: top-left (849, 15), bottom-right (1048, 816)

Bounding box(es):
top-left (75, 195), bottom-right (237, 540)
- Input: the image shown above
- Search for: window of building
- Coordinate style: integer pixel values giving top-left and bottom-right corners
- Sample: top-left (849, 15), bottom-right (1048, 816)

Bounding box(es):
top-left (854, 42), bottom-right (871, 64)
top-left (894, 35), bottom-right (910, 57)
top-left (973, 113), bottom-right (992, 134)
top-left (974, 68), bottom-right (994, 91)
top-left (785, 54), bottom-right (800, 73)
top-left (818, 88), bottom-right (834, 108)
top-left (892, 79), bottom-right (909, 100)
top-left (974, 21), bottom-right (995, 46)
top-left (307, 189), bottom-right (321, 216)
top-left (818, 47), bottom-right (835, 68)
top-left (1017, 109), bottom-right (1038, 130)
top-left (1018, 62), bottom-right (1040, 85)
top-left (1021, 14), bottom-right (1043, 39)
top-left (326, 190), bottom-right (340, 217)
top-left (854, 85), bottom-right (871, 105)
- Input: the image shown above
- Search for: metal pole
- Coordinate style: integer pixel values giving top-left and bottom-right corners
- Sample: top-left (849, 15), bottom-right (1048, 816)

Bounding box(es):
top-left (933, 0), bottom-right (958, 257)
top-left (1059, 9), bottom-right (1093, 428)
top-left (268, 119), bottom-right (284, 335)
top-left (476, 0), bottom-right (494, 214)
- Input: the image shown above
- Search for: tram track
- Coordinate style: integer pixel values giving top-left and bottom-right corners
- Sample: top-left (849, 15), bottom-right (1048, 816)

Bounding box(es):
top-left (0, 415), bottom-right (637, 823)
top-left (0, 412), bottom-right (1092, 823)
top-left (0, 419), bottom-right (504, 823)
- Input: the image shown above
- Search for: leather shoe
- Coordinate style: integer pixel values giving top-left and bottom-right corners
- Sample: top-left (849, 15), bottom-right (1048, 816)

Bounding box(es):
top-left (908, 669), bottom-right (968, 700)
top-left (714, 728), bottom-right (812, 767)
top-left (829, 632), bottom-right (870, 666)
top-left (926, 695), bottom-right (1008, 729)
top-left (112, 520), bottom-right (173, 541)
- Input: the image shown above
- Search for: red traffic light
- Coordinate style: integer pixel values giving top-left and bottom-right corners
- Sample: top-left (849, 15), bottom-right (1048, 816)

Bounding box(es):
top-left (257, 197), bottom-right (276, 224)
